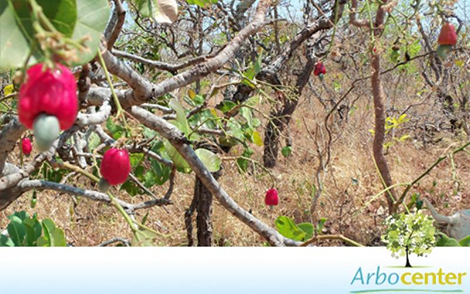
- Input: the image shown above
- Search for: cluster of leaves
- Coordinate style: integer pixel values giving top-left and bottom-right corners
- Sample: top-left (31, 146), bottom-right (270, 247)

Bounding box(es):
top-left (275, 216), bottom-right (326, 242)
top-left (0, 0), bottom-right (110, 70)
top-left (382, 210), bottom-right (436, 260)
top-left (0, 211), bottom-right (66, 247)
top-left (370, 114), bottom-right (410, 149)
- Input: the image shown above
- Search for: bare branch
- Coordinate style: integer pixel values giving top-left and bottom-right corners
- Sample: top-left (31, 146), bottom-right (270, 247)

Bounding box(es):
top-left (106, 0), bottom-right (126, 50)
top-left (113, 49), bottom-right (207, 73)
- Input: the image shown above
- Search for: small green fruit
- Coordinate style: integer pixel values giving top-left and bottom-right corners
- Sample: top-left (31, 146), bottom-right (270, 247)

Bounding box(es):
top-left (437, 44), bottom-right (452, 59)
top-left (30, 191), bottom-right (37, 209)
top-left (33, 114), bottom-right (60, 152)
top-left (98, 178), bottom-right (111, 193)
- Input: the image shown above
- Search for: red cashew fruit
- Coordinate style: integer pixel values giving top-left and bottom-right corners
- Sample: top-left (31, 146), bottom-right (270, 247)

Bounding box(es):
top-left (437, 22), bottom-right (457, 59)
top-left (438, 22), bottom-right (457, 46)
top-left (99, 148), bottom-right (131, 192)
top-left (21, 137), bottom-right (32, 156)
top-left (265, 188), bottom-right (279, 207)
top-left (18, 63), bottom-right (78, 151)
top-left (314, 62), bottom-right (326, 81)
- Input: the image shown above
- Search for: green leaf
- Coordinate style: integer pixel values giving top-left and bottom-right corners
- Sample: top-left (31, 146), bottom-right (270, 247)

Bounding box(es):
top-left (246, 95), bottom-right (260, 107)
top-left (143, 127), bottom-right (157, 139)
top-left (0, 0), bottom-right (75, 70)
top-left (195, 148), bottom-right (221, 172)
top-left (106, 118), bottom-right (124, 140)
top-left (240, 107), bottom-right (253, 127)
top-left (227, 118), bottom-right (244, 140)
top-left (129, 153), bottom-right (144, 168)
top-left (71, 0), bottom-right (110, 65)
top-left (186, 0), bottom-right (217, 8)
top-left (133, 0), bottom-right (178, 23)
top-left (281, 146), bottom-right (292, 157)
top-left (297, 223), bottom-right (314, 241)
top-left (7, 216), bottom-right (26, 246)
top-left (436, 233), bottom-right (460, 247)
top-left (41, 219), bottom-right (66, 246)
top-left (41, 219), bottom-right (55, 243)
top-left (169, 98), bottom-right (190, 136)
top-left (163, 139), bottom-right (190, 172)
top-left (0, 0), bottom-right (107, 70)
top-left (36, 236), bottom-right (49, 247)
top-left (49, 229), bottom-right (67, 246)
top-left (88, 132), bottom-right (101, 150)
top-left (193, 95), bottom-right (205, 105)
top-left (24, 218), bottom-right (41, 246)
top-left (149, 158), bottom-right (171, 185)
top-left (39, 0), bottom-right (77, 37)
top-left (216, 101), bottom-right (237, 114)
top-left (236, 148), bottom-right (253, 173)
top-left (0, 234), bottom-right (15, 247)
top-left (459, 236), bottom-right (470, 247)
top-left (252, 131), bottom-right (263, 147)
top-left (8, 211), bottom-right (28, 221)
top-left (275, 216), bottom-right (306, 242)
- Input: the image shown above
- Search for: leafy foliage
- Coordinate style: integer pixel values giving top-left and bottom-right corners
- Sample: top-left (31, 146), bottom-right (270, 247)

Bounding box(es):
top-left (0, 0), bottom-right (109, 69)
top-left (0, 211), bottom-right (66, 247)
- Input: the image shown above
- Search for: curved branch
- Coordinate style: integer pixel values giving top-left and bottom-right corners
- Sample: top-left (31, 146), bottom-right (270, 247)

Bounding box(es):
top-left (349, 0), bottom-right (369, 28)
top-left (18, 179), bottom-right (172, 214)
top-left (106, 0), bottom-right (126, 50)
top-left (76, 98), bottom-right (112, 127)
top-left (113, 50), bottom-right (207, 73)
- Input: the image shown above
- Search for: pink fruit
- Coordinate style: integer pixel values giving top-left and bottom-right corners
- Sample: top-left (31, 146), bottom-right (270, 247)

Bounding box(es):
top-left (438, 22), bottom-right (457, 46)
top-left (314, 62), bottom-right (326, 76)
top-left (265, 188), bottom-right (279, 206)
top-left (100, 148), bottom-right (131, 186)
top-left (18, 63), bottom-right (78, 130)
top-left (21, 137), bottom-right (32, 156)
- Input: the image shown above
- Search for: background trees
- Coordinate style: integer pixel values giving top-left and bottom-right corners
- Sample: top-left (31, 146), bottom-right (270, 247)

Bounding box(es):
top-left (0, 0), bottom-right (469, 247)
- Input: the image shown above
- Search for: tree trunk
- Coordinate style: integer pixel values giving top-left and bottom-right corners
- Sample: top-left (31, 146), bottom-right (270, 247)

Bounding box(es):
top-left (371, 54), bottom-right (397, 214)
top-left (263, 50), bottom-right (316, 168)
top-left (189, 143), bottom-right (222, 247)
top-left (405, 246), bottom-right (412, 268)
top-left (193, 171), bottom-right (220, 246)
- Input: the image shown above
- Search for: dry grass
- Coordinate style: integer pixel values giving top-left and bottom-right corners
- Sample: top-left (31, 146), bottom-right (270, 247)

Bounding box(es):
top-left (2, 85), bottom-right (469, 247)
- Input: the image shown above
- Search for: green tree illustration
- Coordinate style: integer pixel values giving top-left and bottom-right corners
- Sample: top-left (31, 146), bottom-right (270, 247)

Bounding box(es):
top-left (382, 211), bottom-right (436, 267)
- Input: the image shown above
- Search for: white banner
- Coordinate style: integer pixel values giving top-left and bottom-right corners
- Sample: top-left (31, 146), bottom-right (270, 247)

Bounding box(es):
top-left (0, 247), bottom-right (468, 293)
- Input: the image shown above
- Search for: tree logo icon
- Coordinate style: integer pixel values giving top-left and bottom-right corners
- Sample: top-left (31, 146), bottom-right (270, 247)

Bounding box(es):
top-left (382, 211), bottom-right (436, 267)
